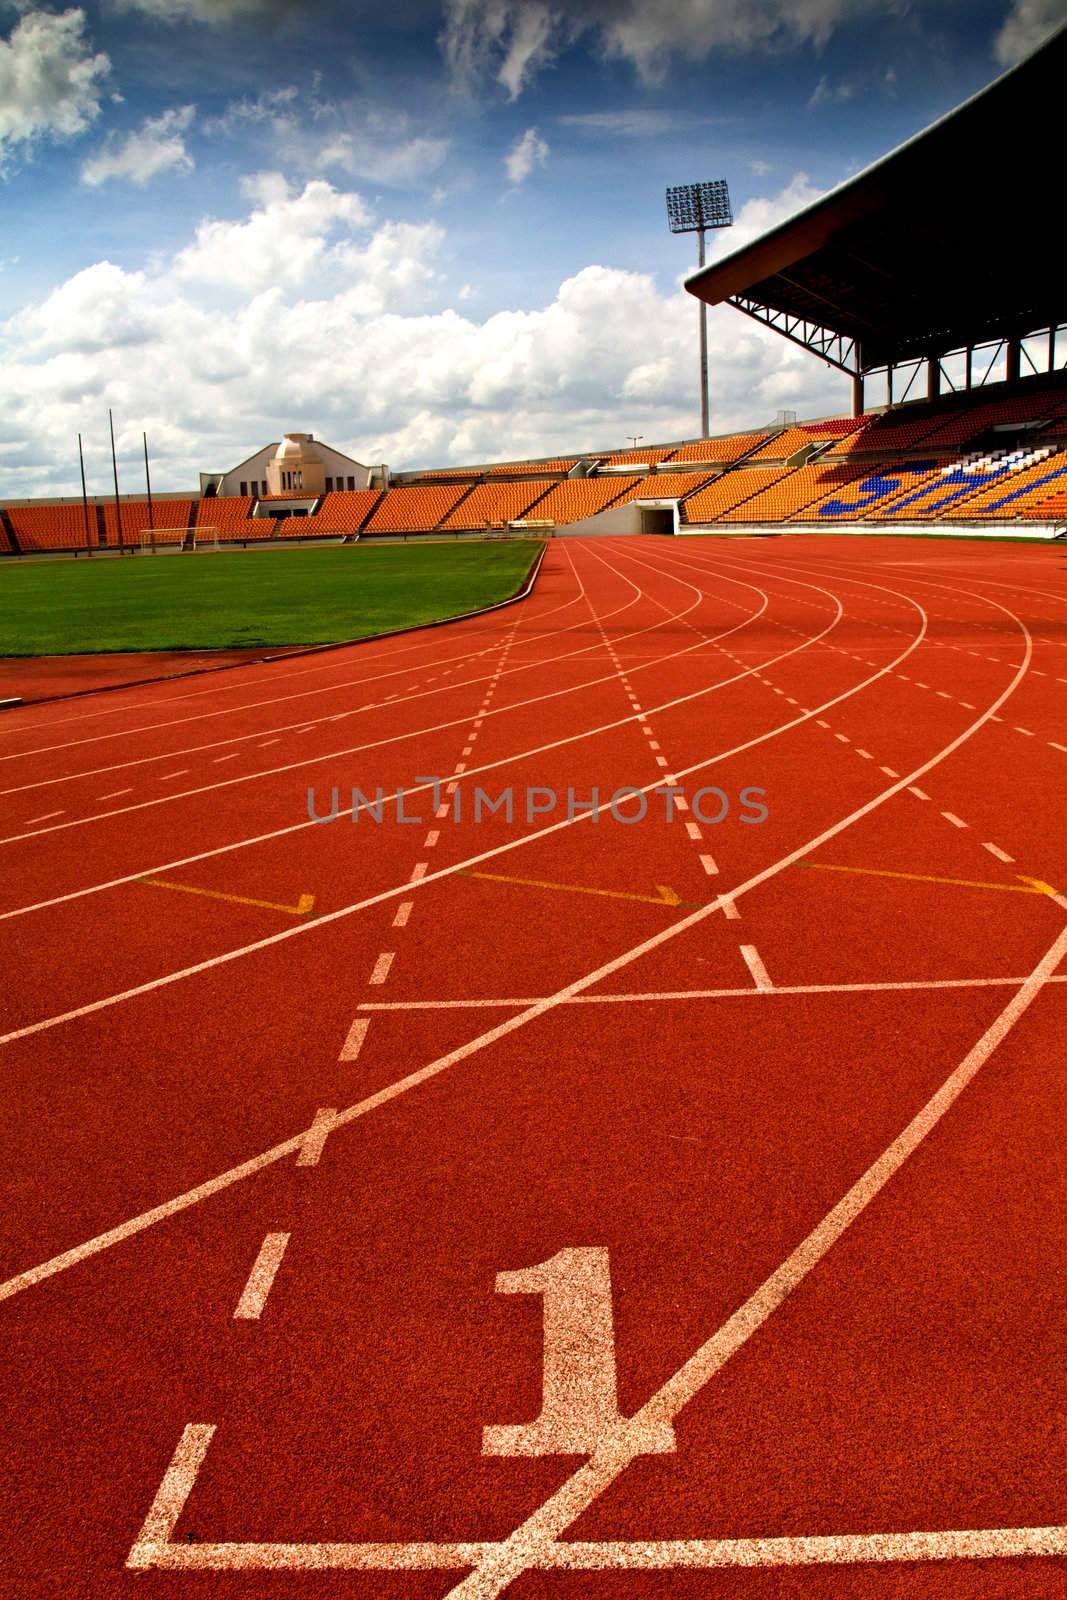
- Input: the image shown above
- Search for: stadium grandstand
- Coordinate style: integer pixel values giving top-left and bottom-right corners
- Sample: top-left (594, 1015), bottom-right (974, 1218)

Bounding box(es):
top-left (2, 28), bottom-right (1064, 554)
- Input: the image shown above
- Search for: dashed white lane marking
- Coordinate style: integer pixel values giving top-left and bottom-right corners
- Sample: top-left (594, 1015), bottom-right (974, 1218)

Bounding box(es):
top-left (879, 766), bottom-right (899, 778)
top-left (982, 842), bottom-right (1015, 864)
top-left (1015, 727), bottom-right (1034, 737)
top-left (655, 755), bottom-right (669, 767)
top-left (1051, 742), bottom-right (1067, 754)
top-left (369, 952), bottom-right (394, 985)
top-left (721, 899), bottom-right (741, 920)
top-left (25, 810), bottom-right (65, 825)
top-left (392, 900), bottom-right (414, 929)
top-left (97, 789), bottom-right (132, 800)
top-left (908, 786), bottom-right (930, 801)
top-left (436, 804), bottom-right (449, 819)
top-left (835, 732), bottom-right (850, 743)
top-left (424, 830), bottom-right (440, 848)
top-left (295, 1108), bottom-right (337, 1168)
top-left (212, 753), bottom-right (239, 763)
top-left (232, 1233), bottom-right (289, 1320)
top-left (941, 811), bottom-right (967, 829)
top-left (685, 822), bottom-right (702, 841)
top-left (160, 771), bottom-right (189, 781)
top-left (740, 944), bottom-right (773, 991)
top-left (258, 740), bottom-right (280, 749)
top-left (339, 1016), bottom-right (370, 1062)
top-left (855, 749), bottom-right (873, 760)
top-left (410, 862), bottom-right (429, 881)
top-left (699, 853), bottom-right (718, 876)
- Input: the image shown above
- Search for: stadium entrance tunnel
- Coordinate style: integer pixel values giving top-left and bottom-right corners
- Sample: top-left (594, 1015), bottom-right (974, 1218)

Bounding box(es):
top-left (640, 508), bottom-right (675, 535)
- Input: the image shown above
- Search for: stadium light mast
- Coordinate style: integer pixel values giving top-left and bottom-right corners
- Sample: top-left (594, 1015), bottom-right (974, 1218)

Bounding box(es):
top-left (666, 179), bottom-right (733, 438)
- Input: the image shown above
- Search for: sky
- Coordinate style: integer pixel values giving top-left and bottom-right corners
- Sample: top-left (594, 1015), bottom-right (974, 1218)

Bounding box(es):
top-left (0, 0), bottom-right (1062, 494)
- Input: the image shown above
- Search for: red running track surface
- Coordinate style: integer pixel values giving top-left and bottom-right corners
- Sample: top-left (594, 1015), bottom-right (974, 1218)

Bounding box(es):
top-left (0, 532), bottom-right (1065, 1598)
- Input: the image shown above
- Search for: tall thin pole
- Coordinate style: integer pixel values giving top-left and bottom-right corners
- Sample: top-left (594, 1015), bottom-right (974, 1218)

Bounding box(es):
top-left (697, 228), bottom-right (709, 438)
top-left (109, 409), bottom-right (123, 554)
top-left (78, 433), bottom-right (92, 557)
top-left (143, 431), bottom-right (155, 549)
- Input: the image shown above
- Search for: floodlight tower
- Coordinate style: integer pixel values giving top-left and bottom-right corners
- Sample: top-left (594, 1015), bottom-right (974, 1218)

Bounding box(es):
top-left (666, 180), bottom-right (733, 438)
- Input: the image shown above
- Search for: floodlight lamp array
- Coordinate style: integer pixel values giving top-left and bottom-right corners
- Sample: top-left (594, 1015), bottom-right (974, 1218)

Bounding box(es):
top-left (665, 180), bottom-right (733, 234)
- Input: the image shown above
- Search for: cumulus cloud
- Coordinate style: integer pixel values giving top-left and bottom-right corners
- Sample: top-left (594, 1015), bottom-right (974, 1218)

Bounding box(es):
top-left (442, 0), bottom-right (890, 95)
top-left (0, 8), bottom-right (110, 165)
top-left (505, 125), bottom-right (549, 184)
top-left (0, 173), bottom-right (847, 496)
top-left (993, 0), bottom-right (1064, 64)
top-left (81, 104), bottom-right (195, 187)
top-left (110, 0), bottom-right (289, 23)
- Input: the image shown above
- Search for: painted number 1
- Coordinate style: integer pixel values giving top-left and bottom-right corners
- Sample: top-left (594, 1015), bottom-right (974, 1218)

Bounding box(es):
top-left (482, 1247), bottom-right (676, 1457)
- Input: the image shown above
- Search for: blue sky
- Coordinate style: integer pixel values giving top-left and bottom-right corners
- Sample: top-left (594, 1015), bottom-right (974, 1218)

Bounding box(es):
top-left (0, 0), bottom-right (1059, 492)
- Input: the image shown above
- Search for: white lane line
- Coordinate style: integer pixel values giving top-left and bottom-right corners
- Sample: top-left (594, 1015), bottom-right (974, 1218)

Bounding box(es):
top-left (424, 830), bottom-right (440, 848)
top-left (97, 789), bottom-right (132, 800)
top-left (448, 916), bottom-right (1067, 1598)
top-left (655, 755), bottom-right (669, 768)
top-left (160, 771), bottom-right (189, 781)
top-left (358, 972), bottom-right (1067, 1011)
top-left (1051, 742), bottom-right (1067, 754)
top-left (24, 810), bottom-right (65, 825)
top-left (339, 1016), bottom-right (370, 1062)
top-left (698, 853), bottom-right (718, 875)
top-left (879, 766), bottom-right (899, 778)
top-left (212, 753), bottom-right (239, 763)
top-left (982, 842), bottom-right (1014, 864)
top-left (685, 822), bottom-right (702, 841)
top-left (721, 899), bottom-right (741, 920)
top-left (855, 749), bottom-right (873, 760)
top-left (835, 733), bottom-right (850, 744)
top-left (392, 900), bottom-right (414, 928)
top-left (410, 862), bottom-right (429, 882)
top-left (908, 786), bottom-right (929, 800)
top-left (941, 811), bottom-right (967, 829)
top-left (296, 1108), bottom-right (337, 1168)
top-left (740, 944), bottom-right (773, 991)
top-left (258, 739), bottom-right (280, 749)
top-left (368, 952), bottom-right (394, 986)
top-left (232, 1233), bottom-right (289, 1320)
top-left (1015, 727), bottom-right (1034, 737)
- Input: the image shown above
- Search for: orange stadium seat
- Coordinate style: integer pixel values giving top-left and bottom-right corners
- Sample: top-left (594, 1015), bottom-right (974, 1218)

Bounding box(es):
top-left (806, 461), bottom-right (943, 521)
top-left (363, 484), bottom-right (468, 534)
top-left (682, 468), bottom-right (792, 523)
top-left (277, 489), bottom-right (383, 536)
top-left (940, 448), bottom-right (1067, 519)
top-left (522, 476), bottom-right (639, 525)
top-left (721, 462), bottom-right (870, 521)
top-left (669, 431), bottom-right (770, 463)
top-left (599, 447), bottom-right (678, 466)
top-left (104, 501), bottom-right (192, 542)
top-left (440, 480), bottom-right (551, 529)
top-left (196, 496), bottom-right (273, 540)
top-left (487, 459), bottom-right (577, 475)
top-left (614, 472), bottom-right (714, 506)
top-left (6, 503), bottom-right (98, 550)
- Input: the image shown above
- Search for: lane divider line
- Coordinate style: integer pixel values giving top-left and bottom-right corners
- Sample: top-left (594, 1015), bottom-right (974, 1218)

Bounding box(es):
top-left (232, 1233), bottom-right (289, 1321)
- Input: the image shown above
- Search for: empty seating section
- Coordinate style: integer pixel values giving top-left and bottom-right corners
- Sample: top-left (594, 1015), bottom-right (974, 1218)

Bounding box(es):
top-left (669, 432), bottom-right (768, 463)
top-left (441, 481), bottom-right (548, 529)
top-left (526, 477), bottom-right (639, 525)
top-left (722, 463), bottom-right (870, 522)
top-left (7, 503), bottom-right (95, 550)
top-left (912, 390), bottom-right (1065, 453)
top-left (276, 489), bottom-right (382, 536)
top-left (195, 496), bottom-right (272, 540)
top-left (601, 447), bottom-right (677, 466)
top-left (488, 459), bottom-right (576, 475)
top-left (833, 410), bottom-right (963, 456)
top-left (364, 484), bottom-right (467, 534)
top-left (104, 501), bottom-right (192, 541)
top-left (745, 427), bottom-right (819, 462)
top-left (941, 449), bottom-right (1067, 519)
top-left (803, 415), bottom-right (873, 436)
top-left (810, 462), bottom-right (941, 520)
top-left (681, 469), bottom-right (790, 524)
top-left (616, 473), bottom-right (713, 505)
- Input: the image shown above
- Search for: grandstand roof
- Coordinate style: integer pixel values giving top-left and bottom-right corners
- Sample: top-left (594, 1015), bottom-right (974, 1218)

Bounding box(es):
top-left (687, 25), bottom-right (1066, 373)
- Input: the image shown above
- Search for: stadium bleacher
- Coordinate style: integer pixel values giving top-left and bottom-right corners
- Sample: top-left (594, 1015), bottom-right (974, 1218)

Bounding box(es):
top-left (615, 472), bottom-right (714, 507)
top-left (669, 432), bottom-right (769, 464)
top-left (276, 489), bottom-right (382, 537)
top-left (517, 476), bottom-right (639, 525)
top-left (196, 496), bottom-right (274, 541)
top-left (7, 504), bottom-right (97, 551)
top-left (363, 483), bottom-right (469, 534)
top-left (440, 480), bottom-right (550, 530)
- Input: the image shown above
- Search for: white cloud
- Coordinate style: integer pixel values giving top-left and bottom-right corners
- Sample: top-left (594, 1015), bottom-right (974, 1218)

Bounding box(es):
top-left (993, 0), bottom-right (1064, 65)
top-left (0, 173), bottom-right (847, 496)
top-left (505, 125), bottom-right (549, 184)
top-left (442, 0), bottom-right (890, 95)
top-left (111, 0), bottom-right (288, 23)
top-left (807, 73), bottom-right (854, 107)
top-left (748, 157), bottom-right (773, 175)
top-left (205, 85), bottom-right (299, 137)
top-left (0, 8), bottom-right (110, 165)
top-left (81, 104), bottom-right (195, 187)
top-left (319, 127), bottom-right (448, 185)
top-left (559, 109), bottom-right (693, 136)
top-left (173, 174), bottom-right (375, 291)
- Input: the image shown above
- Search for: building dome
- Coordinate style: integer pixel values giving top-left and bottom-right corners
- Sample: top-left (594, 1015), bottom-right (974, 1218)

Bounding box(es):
top-left (275, 433), bottom-right (319, 462)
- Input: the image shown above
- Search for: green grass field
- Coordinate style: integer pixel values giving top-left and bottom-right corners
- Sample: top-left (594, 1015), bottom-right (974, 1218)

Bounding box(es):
top-left (0, 541), bottom-right (542, 656)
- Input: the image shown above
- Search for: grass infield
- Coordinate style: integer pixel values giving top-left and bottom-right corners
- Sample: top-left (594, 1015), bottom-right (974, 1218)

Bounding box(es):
top-left (0, 541), bottom-right (543, 656)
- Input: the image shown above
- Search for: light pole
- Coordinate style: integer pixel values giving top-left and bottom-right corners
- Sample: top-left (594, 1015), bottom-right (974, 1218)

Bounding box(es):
top-left (666, 180), bottom-right (733, 438)
top-left (627, 435), bottom-right (643, 451)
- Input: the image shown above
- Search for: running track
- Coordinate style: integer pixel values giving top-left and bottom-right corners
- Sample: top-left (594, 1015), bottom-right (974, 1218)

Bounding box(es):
top-left (1, 532), bottom-right (1065, 1598)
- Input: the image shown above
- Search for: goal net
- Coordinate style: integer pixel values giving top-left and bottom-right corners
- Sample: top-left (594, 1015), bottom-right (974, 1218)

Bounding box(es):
top-left (139, 526), bottom-right (219, 552)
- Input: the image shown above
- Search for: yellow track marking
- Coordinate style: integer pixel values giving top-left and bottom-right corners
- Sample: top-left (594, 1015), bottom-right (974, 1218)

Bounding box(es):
top-left (463, 871), bottom-right (689, 908)
top-left (139, 879), bottom-right (316, 916)
top-left (806, 863), bottom-right (1060, 898)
